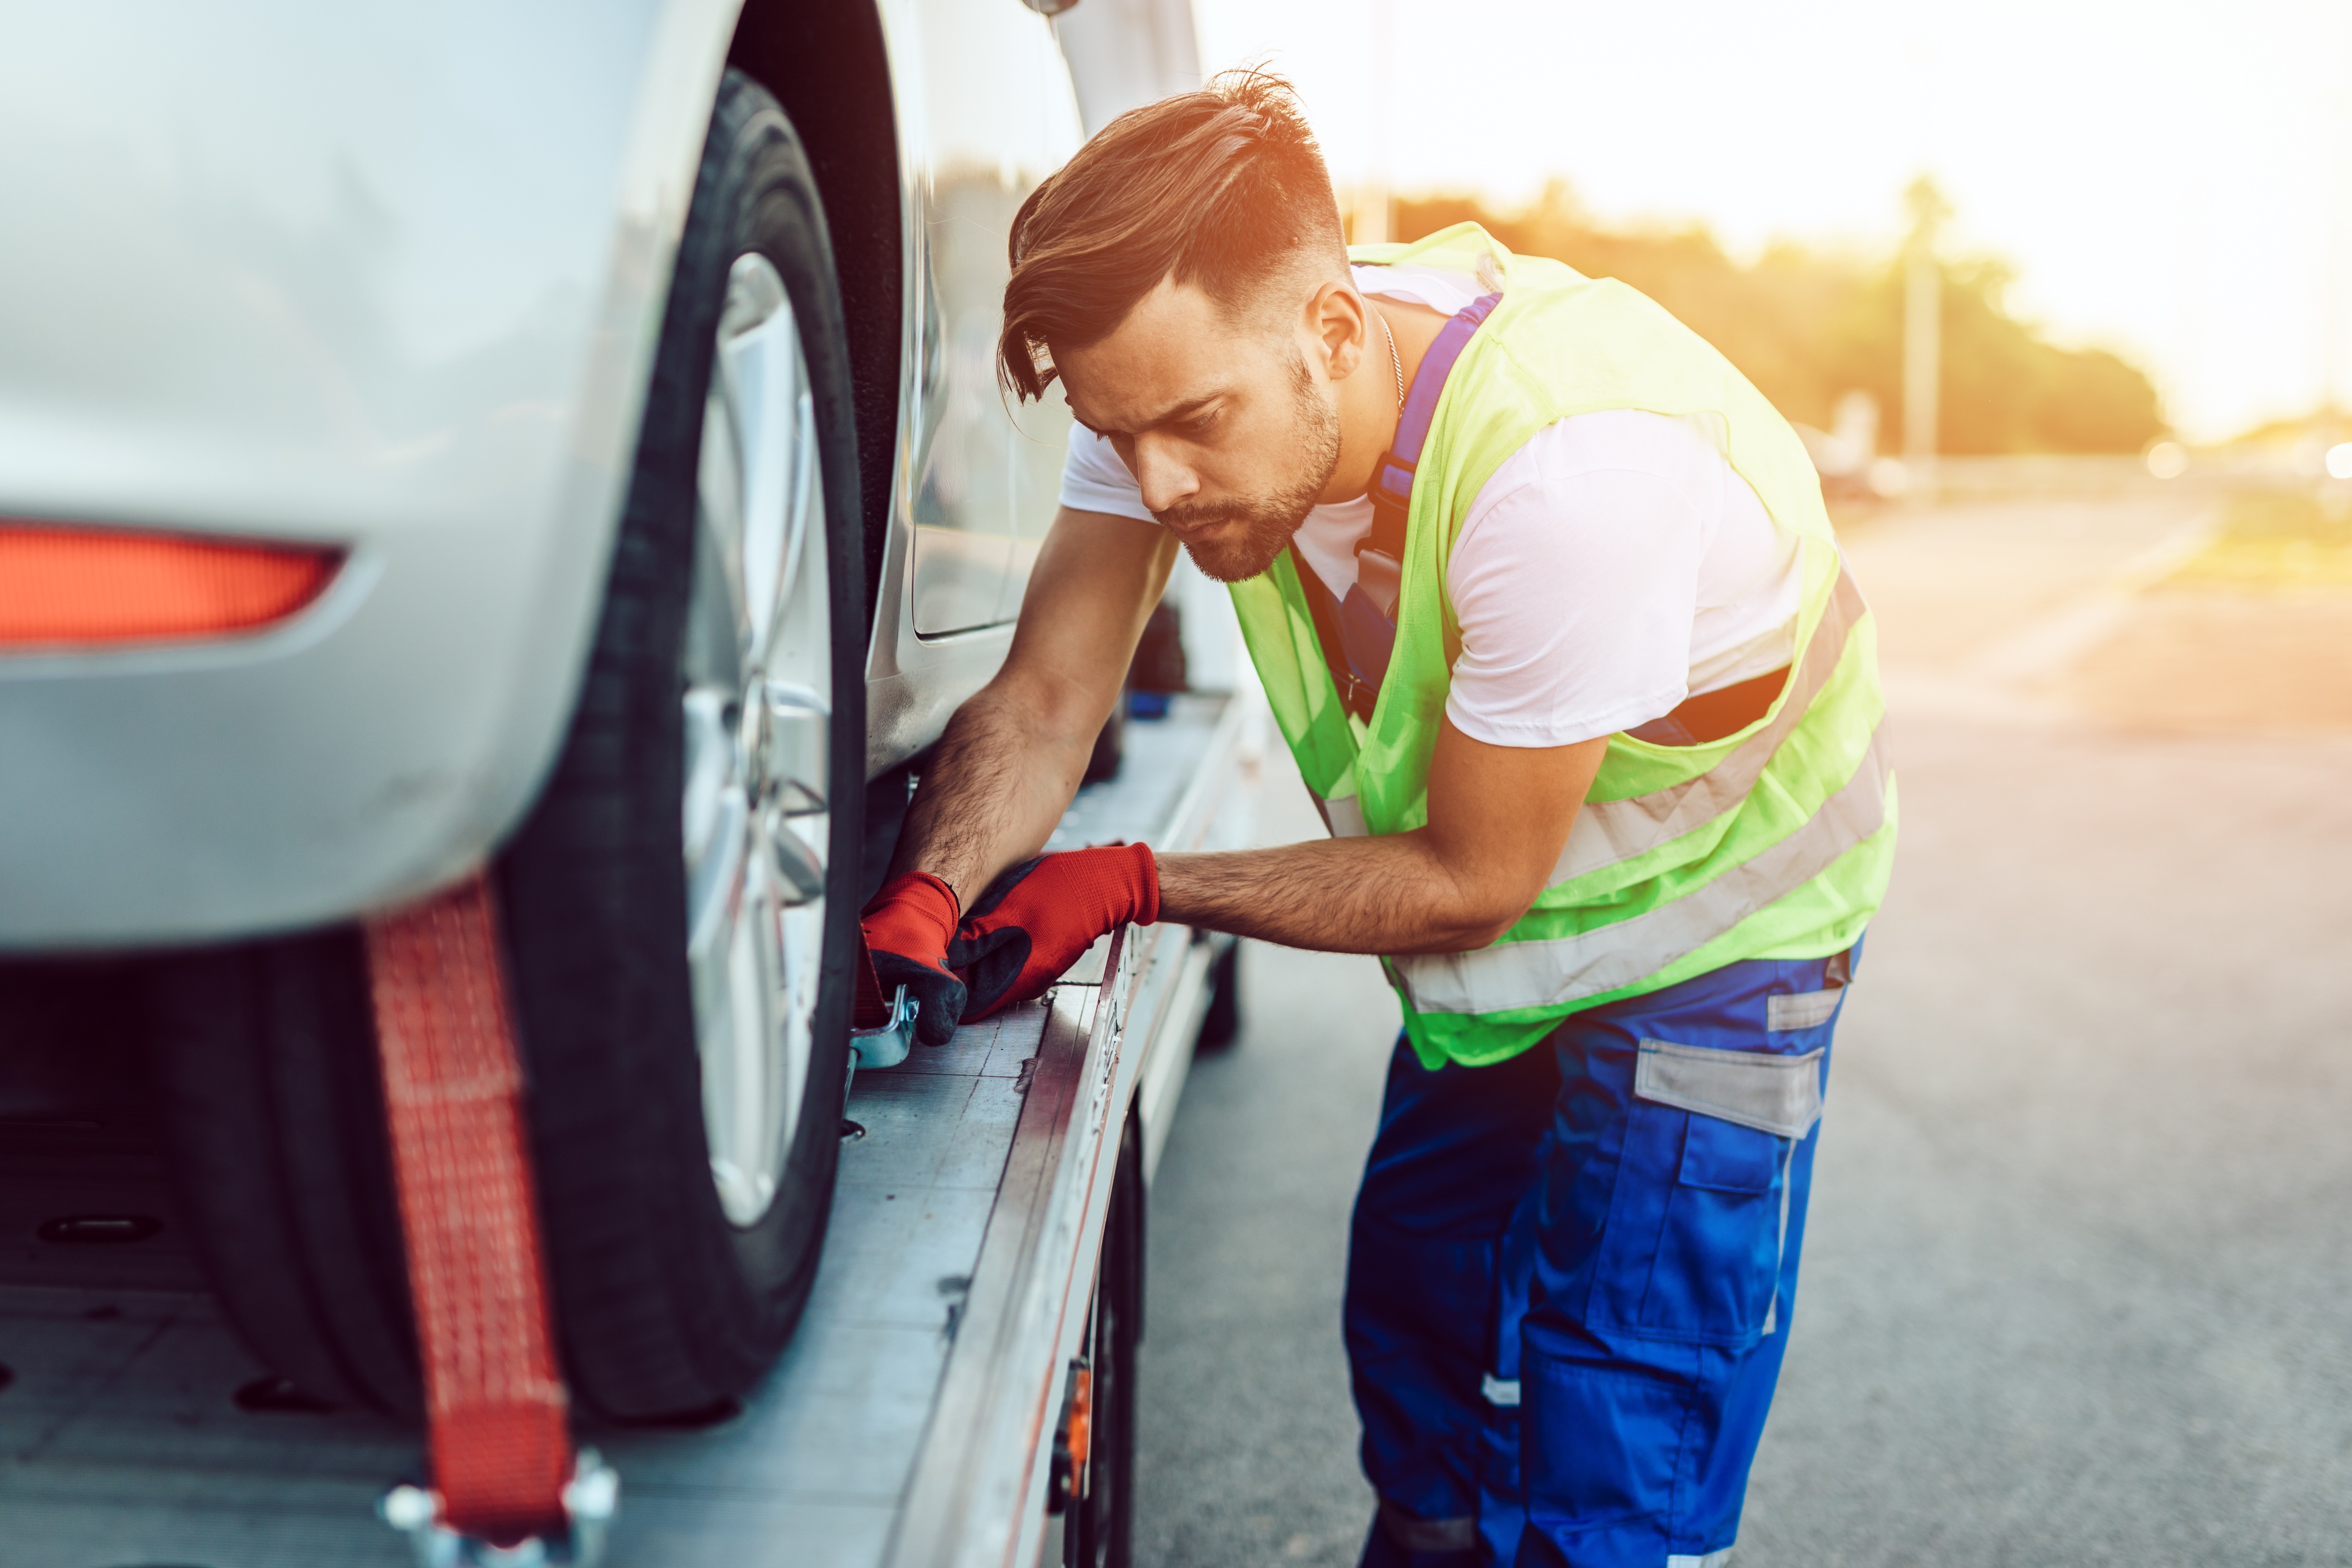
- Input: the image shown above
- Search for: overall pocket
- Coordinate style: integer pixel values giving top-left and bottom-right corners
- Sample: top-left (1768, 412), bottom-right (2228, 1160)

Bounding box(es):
top-left (1587, 1040), bottom-right (1823, 1345)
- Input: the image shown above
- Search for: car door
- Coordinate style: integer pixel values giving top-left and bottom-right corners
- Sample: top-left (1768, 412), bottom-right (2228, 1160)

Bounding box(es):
top-left (898, 0), bottom-right (1083, 636)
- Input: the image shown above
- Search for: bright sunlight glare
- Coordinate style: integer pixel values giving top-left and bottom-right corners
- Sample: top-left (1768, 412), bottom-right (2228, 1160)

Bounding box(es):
top-left (1194, 0), bottom-right (2352, 442)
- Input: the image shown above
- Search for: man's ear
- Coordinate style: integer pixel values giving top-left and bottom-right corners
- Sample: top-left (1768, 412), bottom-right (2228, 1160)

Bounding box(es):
top-left (1307, 277), bottom-right (1369, 382)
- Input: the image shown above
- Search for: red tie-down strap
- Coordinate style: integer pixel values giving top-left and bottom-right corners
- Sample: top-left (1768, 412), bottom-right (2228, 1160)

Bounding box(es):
top-left (363, 871), bottom-right (573, 1546)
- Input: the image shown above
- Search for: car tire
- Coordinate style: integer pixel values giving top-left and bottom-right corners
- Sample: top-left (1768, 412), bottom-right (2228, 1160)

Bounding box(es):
top-left (1062, 1114), bottom-right (1142, 1568)
top-left (147, 68), bottom-right (867, 1422)
top-left (1194, 937), bottom-right (1241, 1054)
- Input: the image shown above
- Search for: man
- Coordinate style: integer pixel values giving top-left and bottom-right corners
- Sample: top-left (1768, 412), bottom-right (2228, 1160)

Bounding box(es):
top-left (859, 72), bottom-right (1894, 1568)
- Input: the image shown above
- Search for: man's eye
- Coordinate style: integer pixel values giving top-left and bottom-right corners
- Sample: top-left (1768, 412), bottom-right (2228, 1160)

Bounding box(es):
top-left (1186, 409), bottom-right (1219, 435)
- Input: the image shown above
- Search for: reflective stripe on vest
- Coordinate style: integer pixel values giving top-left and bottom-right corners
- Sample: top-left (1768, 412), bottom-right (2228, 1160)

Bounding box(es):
top-left (1552, 569), bottom-right (1867, 883)
top-left (1312, 791), bottom-right (1370, 839)
top-left (1390, 721), bottom-right (1890, 1014)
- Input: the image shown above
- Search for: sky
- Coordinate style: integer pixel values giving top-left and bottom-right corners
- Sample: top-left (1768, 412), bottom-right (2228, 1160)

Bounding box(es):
top-left (1190, 0), bottom-right (2352, 442)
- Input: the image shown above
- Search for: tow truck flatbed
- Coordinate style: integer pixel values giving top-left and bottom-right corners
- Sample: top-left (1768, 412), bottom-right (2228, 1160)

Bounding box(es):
top-left (0, 690), bottom-right (1262, 1568)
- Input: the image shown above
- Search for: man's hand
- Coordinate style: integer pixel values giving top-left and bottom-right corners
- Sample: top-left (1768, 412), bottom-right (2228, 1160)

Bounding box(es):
top-left (859, 872), bottom-right (966, 1046)
top-left (950, 844), bottom-right (1161, 1020)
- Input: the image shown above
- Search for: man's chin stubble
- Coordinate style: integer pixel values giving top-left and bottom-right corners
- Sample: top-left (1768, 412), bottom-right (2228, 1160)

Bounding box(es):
top-left (1166, 360), bottom-right (1340, 583)
top-left (1172, 519), bottom-right (1295, 583)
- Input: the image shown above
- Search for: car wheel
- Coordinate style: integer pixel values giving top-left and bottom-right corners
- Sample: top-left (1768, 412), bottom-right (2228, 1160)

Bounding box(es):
top-left (147, 68), bottom-right (866, 1421)
top-left (1194, 937), bottom-right (1241, 1054)
top-left (1062, 1115), bottom-right (1142, 1568)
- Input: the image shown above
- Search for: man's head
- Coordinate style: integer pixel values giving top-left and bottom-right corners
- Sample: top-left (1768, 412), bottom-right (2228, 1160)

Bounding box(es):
top-left (999, 72), bottom-right (1359, 581)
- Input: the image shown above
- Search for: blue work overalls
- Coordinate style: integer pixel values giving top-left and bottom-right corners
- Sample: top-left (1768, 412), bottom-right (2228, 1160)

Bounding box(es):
top-left (1348, 945), bottom-right (1856, 1567)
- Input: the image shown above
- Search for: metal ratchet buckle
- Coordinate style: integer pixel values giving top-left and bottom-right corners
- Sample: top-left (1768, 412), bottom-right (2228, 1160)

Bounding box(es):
top-left (850, 983), bottom-right (920, 1071)
top-left (380, 1449), bottom-right (620, 1568)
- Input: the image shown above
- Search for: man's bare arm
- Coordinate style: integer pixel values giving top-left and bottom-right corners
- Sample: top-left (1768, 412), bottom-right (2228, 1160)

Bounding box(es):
top-left (889, 505), bottom-right (1178, 907)
top-left (1156, 724), bottom-right (1608, 954)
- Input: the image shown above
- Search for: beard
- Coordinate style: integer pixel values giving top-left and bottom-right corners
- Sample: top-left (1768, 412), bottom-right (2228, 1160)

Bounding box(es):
top-left (1153, 357), bottom-right (1341, 584)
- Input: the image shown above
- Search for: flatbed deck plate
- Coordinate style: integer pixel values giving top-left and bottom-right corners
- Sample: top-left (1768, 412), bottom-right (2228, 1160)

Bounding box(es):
top-left (0, 693), bottom-right (1258, 1568)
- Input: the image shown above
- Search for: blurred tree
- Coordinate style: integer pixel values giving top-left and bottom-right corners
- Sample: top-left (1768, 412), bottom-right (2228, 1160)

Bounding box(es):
top-left (1395, 183), bottom-right (2166, 455)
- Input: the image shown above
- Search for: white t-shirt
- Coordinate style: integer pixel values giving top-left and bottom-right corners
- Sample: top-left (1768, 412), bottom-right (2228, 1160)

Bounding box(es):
top-left (1060, 264), bottom-right (1804, 746)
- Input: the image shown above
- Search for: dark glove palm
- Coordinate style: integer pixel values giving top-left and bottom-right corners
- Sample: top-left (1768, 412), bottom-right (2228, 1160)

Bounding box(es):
top-left (950, 844), bottom-right (1159, 1021)
top-left (859, 872), bottom-right (966, 1047)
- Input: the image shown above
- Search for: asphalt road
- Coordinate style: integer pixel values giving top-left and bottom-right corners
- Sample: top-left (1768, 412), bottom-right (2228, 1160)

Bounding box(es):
top-left (1135, 489), bottom-right (2352, 1566)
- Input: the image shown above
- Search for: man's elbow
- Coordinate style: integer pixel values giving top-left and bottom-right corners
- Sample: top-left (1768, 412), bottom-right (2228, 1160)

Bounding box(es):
top-left (1456, 911), bottom-right (1526, 950)
top-left (1418, 884), bottom-right (1539, 953)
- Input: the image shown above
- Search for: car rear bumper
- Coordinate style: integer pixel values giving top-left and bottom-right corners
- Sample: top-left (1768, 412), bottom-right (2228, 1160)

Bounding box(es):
top-left (0, 495), bottom-right (614, 950)
top-left (0, 0), bottom-right (740, 950)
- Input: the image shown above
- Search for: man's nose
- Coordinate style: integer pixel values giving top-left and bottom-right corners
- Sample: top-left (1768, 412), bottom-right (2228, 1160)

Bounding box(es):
top-left (1130, 436), bottom-right (1199, 516)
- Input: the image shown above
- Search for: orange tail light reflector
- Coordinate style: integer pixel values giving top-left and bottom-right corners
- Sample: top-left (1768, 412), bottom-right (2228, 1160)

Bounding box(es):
top-left (0, 522), bottom-right (343, 649)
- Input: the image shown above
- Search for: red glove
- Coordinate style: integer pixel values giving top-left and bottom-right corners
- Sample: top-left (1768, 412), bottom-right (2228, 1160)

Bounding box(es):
top-left (859, 872), bottom-right (965, 1047)
top-left (950, 844), bottom-right (1160, 1022)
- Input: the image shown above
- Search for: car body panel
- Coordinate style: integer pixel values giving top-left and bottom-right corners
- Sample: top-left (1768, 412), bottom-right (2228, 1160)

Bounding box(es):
top-left (0, 0), bottom-right (735, 948)
top-left (859, 0), bottom-right (1204, 779)
top-left (0, 0), bottom-right (1197, 950)
top-left (859, 0), bottom-right (1085, 776)
top-left (896, 0), bottom-right (1080, 640)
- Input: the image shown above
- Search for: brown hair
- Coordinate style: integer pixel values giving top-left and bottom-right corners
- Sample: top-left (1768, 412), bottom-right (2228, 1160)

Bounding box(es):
top-left (998, 69), bottom-right (1347, 402)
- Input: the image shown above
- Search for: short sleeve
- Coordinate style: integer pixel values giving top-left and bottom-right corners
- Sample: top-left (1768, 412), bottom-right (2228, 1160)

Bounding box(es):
top-left (1443, 450), bottom-right (1706, 747)
top-left (1059, 424), bottom-right (1158, 523)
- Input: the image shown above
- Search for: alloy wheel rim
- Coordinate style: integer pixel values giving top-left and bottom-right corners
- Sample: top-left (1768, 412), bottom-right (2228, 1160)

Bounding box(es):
top-left (681, 251), bottom-right (831, 1229)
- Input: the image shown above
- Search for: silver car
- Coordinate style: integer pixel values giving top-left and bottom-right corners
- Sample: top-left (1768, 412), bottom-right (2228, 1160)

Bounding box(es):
top-left (0, 0), bottom-right (1195, 1421)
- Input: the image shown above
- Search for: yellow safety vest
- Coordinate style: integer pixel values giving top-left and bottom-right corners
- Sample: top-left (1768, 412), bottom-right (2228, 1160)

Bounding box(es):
top-left (1227, 223), bottom-right (1896, 1069)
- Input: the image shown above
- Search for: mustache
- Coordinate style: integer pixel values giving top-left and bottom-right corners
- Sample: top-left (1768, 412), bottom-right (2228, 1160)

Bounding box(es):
top-left (1150, 501), bottom-right (1241, 531)
top-left (1153, 497), bottom-right (1300, 533)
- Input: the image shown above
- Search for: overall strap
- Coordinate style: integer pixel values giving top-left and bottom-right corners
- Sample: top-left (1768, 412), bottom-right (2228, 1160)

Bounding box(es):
top-left (1327, 290), bottom-right (1502, 712)
top-left (1362, 290), bottom-right (1503, 586)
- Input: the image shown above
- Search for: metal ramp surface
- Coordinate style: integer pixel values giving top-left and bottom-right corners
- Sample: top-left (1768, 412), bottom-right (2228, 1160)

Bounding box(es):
top-left (0, 692), bottom-right (1260, 1568)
